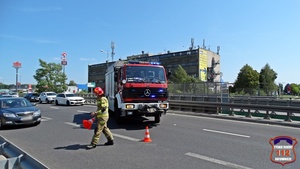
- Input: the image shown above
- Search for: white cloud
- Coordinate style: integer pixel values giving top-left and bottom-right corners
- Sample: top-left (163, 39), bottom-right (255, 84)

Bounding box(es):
top-left (80, 58), bottom-right (96, 61)
top-left (0, 34), bottom-right (57, 44)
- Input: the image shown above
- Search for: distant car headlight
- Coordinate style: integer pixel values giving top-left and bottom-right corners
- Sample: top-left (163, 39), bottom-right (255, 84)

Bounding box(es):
top-left (33, 110), bottom-right (41, 116)
top-left (3, 113), bottom-right (17, 117)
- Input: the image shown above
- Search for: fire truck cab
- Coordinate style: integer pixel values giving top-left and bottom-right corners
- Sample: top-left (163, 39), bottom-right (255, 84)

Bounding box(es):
top-left (105, 60), bottom-right (169, 123)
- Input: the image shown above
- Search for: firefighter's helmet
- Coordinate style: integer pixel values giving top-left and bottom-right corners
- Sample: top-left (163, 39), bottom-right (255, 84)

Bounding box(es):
top-left (94, 87), bottom-right (104, 96)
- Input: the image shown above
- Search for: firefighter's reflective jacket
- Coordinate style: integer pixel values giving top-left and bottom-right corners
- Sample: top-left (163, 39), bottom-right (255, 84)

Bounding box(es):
top-left (96, 97), bottom-right (109, 118)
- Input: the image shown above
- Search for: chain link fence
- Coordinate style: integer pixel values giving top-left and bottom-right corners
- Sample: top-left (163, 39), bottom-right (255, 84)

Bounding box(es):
top-left (168, 82), bottom-right (229, 96)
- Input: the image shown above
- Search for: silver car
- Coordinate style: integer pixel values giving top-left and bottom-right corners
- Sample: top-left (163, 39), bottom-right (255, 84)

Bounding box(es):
top-left (39, 92), bottom-right (57, 104)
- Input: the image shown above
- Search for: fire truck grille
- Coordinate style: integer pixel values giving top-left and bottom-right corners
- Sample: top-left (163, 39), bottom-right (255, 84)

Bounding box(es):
top-left (122, 88), bottom-right (168, 99)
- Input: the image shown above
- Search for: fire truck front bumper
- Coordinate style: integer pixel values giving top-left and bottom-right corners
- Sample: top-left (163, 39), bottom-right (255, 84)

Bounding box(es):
top-left (121, 102), bottom-right (168, 117)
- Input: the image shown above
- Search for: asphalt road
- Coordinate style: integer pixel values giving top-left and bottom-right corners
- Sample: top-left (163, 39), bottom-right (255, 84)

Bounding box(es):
top-left (1, 104), bottom-right (299, 169)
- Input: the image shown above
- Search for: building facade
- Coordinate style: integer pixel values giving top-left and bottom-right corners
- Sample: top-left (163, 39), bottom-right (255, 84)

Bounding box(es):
top-left (88, 48), bottom-right (221, 88)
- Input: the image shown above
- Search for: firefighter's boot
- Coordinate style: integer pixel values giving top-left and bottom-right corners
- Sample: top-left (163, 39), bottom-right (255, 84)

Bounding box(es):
top-left (86, 144), bottom-right (96, 149)
top-left (104, 140), bottom-right (114, 146)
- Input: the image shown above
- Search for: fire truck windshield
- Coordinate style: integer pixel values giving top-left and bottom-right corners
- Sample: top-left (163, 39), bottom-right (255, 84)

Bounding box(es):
top-left (125, 66), bottom-right (166, 83)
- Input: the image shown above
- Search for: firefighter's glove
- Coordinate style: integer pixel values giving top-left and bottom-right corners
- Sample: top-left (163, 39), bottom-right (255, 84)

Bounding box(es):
top-left (101, 107), bottom-right (106, 113)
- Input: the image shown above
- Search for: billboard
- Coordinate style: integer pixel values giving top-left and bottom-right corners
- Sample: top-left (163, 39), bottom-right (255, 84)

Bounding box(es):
top-left (199, 49), bottom-right (208, 81)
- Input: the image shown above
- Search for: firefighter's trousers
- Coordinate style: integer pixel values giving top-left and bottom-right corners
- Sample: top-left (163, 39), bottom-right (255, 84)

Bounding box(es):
top-left (91, 116), bottom-right (114, 145)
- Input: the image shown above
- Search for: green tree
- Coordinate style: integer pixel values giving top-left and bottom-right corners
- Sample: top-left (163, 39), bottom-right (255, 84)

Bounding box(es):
top-left (33, 59), bottom-right (67, 93)
top-left (233, 64), bottom-right (259, 95)
top-left (168, 65), bottom-right (201, 94)
top-left (68, 80), bottom-right (77, 86)
top-left (169, 65), bottom-right (198, 83)
top-left (290, 83), bottom-right (300, 95)
top-left (0, 83), bottom-right (9, 89)
top-left (259, 64), bottom-right (278, 95)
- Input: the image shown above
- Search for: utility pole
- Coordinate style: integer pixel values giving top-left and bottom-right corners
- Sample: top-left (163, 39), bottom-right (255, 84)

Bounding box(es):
top-left (111, 41), bottom-right (115, 61)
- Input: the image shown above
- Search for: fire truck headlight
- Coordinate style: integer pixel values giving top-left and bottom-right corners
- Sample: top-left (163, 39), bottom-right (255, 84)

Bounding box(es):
top-left (159, 104), bottom-right (168, 109)
top-left (122, 79), bottom-right (126, 84)
top-left (126, 104), bottom-right (135, 109)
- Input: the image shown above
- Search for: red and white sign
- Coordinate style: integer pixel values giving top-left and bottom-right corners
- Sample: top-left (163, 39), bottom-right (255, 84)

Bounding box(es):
top-left (13, 61), bottom-right (22, 68)
top-left (61, 52), bottom-right (68, 65)
top-left (61, 52), bottom-right (67, 57)
top-left (61, 52), bottom-right (67, 61)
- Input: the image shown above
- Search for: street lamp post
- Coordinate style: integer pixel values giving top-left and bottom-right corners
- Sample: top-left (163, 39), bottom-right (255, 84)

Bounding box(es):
top-left (100, 50), bottom-right (109, 68)
top-left (220, 72), bottom-right (223, 103)
top-left (13, 61), bottom-right (22, 92)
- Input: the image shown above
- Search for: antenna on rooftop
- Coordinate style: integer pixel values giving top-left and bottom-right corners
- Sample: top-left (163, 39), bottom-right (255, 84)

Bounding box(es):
top-left (190, 38), bottom-right (194, 50)
top-left (111, 41), bottom-right (115, 61)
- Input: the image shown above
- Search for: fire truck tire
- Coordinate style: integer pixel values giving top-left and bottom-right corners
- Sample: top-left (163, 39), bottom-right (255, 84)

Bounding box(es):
top-left (114, 107), bottom-right (124, 124)
top-left (115, 114), bottom-right (124, 124)
top-left (154, 114), bottom-right (160, 123)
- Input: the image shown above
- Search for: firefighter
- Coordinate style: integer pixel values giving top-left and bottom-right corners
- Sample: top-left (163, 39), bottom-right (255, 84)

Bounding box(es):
top-left (86, 87), bottom-right (114, 149)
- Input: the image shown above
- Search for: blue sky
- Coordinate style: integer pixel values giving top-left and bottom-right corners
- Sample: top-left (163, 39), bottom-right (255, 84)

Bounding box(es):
top-left (1, 0), bottom-right (299, 85)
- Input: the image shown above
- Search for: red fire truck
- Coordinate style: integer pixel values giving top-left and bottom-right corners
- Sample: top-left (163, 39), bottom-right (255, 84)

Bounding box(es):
top-left (105, 60), bottom-right (170, 123)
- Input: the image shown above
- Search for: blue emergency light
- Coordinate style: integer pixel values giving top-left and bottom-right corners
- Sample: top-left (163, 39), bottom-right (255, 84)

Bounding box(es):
top-left (149, 62), bottom-right (161, 65)
top-left (127, 60), bottom-right (161, 65)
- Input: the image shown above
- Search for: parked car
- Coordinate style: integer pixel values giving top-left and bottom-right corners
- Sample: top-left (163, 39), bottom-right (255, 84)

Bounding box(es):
top-left (24, 93), bottom-right (40, 102)
top-left (55, 92), bottom-right (85, 106)
top-left (0, 97), bottom-right (41, 129)
top-left (39, 92), bottom-right (57, 104)
top-left (1, 95), bottom-right (14, 98)
top-left (1, 92), bottom-right (19, 98)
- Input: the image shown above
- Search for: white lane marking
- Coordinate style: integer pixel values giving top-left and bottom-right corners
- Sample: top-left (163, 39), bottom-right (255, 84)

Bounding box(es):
top-left (168, 113), bottom-right (299, 130)
top-left (112, 133), bottom-right (141, 142)
top-left (50, 106), bottom-right (59, 109)
top-left (83, 105), bottom-right (96, 107)
top-left (185, 152), bottom-right (253, 169)
top-left (63, 122), bottom-right (141, 142)
top-left (64, 122), bottom-right (81, 127)
top-left (77, 110), bottom-right (91, 113)
top-left (41, 116), bottom-right (52, 121)
top-left (203, 129), bottom-right (250, 138)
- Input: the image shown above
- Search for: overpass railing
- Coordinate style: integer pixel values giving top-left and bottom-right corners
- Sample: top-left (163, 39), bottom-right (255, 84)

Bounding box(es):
top-left (79, 94), bottom-right (300, 122)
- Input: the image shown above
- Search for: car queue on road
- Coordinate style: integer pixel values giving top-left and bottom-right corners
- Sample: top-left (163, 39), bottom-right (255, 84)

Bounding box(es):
top-left (24, 91), bottom-right (85, 106)
top-left (0, 91), bottom-right (85, 130)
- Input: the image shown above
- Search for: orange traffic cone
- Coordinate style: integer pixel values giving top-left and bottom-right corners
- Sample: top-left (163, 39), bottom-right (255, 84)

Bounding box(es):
top-left (82, 117), bottom-right (95, 130)
top-left (143, 126), bottom-right (152, 142)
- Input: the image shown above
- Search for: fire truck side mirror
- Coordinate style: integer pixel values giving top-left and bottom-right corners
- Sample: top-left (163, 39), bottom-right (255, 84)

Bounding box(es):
top-left (167, 70), bottom-right (172, 78)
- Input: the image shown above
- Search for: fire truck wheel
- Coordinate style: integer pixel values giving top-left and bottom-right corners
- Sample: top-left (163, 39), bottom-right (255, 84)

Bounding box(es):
top-left (154, 115), bottom-right (160, 123)
top-left (114, 108), bottom-right (124, 124)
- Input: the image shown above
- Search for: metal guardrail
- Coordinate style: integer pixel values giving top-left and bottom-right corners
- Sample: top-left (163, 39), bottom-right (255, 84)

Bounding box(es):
top-left (0, 136), bottom-right (48, 169)
top-left (169, 100), bottom-right (300, 122)
top-left (79, 94), bottom-right (300, 122)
